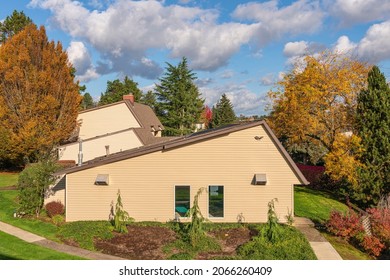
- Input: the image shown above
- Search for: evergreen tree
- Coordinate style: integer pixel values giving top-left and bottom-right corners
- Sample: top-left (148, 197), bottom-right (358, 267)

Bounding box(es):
top-left (140, 90), bottom-right (157, 111)
top-left (0, 10), bottom-right (32, 44)
top-left (99, 76), bottom-right (142, 105)
top-left (155, 57), bottom-right (204, 136)
top-left (210, 94), bottom-right (236, 128)
top-left (355, 66), bottom-right (390, 207)
top-left (81, 92), bottom-right (95, 110)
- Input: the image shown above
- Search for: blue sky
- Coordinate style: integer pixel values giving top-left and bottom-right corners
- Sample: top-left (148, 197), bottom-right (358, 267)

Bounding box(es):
top-left (1, 0), bottom-right (390, 116)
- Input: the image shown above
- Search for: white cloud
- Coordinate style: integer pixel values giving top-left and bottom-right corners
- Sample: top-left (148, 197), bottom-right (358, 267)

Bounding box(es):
top-left (30, 0), bottom-right (327, 80)
top-left (326, 0), bottom-right (390, 26)
top-left (200, 83), bottom-right (266, 115)
top-left (260, 73), bottom-right (277, 86)
top-left (221, 70), bottom-right (234, 79)
top-left (356, 21), bottom-right (390, 63)
top-left (232, 0), bottom-right (324, 46)
top-left (66, 41), bottom-right (98, 82)
top-left (283, 41), bottom-right (309, 57)
top-left (333, 35), bottom-right (357, 54)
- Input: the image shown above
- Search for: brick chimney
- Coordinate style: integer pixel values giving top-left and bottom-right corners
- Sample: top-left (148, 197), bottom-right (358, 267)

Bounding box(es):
top-left (123, 94), bottom-right (134, 104)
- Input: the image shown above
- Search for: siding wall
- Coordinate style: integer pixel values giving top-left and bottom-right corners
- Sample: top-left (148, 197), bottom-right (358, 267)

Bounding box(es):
top-left (58, 130), bottom-right (143, 162)
top-left (78, 103), bottom-right (140, 139)
top-left (64, 125), bottom-right (301, 223)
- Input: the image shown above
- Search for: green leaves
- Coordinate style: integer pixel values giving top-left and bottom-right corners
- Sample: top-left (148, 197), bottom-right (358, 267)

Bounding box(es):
top-left (99, 76), bottom-right (142, 105)
top-left (210, 94), bottom-right (236, 128)
top-left (155, 57), bottom-right (204, 136)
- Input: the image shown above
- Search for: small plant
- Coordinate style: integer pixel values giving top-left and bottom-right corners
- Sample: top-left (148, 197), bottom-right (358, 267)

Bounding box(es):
top-left (113, 190), bottom-right (133, 233)
top-left (285, 207), bottom-right (294, 226)
top-left (360, 235), bottom-right (385, 257)
top-left (186, 187), bottom-right (207, 247)
top-left (261, 198), bottom-right (280, 243)
top-left (51, 214), bottom-right (65, 226)
top-left (45, 201), bottom-right (65, 218)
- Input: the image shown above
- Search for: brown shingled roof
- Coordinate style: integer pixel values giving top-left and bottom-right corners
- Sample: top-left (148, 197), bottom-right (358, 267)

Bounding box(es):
top-left (55, 120), bottom-right (309, 185)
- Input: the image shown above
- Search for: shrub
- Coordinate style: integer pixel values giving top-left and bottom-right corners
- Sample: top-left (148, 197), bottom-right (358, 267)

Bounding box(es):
top-left (185, 188), bottom-right (207, 247)
top-left (45, 201), bottom-right (64, 218)
top-left (51, 214), bottom-right (65, 226)
top-left (360, 235), bottom-right (385, 257)
top-left (366, 208), bottom-right (390, 248)
top-left (17, 160), bottom-right (60, 217)
top-left (326, 209), bottom-right (364, 240)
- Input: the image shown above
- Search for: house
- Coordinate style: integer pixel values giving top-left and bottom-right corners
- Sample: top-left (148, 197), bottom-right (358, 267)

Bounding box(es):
top-left (58, 94), bottom-right (168, 163)
top-left (46, 120), bottom-right (308, 223)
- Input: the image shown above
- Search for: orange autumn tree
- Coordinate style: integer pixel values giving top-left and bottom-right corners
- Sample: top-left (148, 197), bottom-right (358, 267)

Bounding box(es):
top-left (268, 51), bottom-right (370, 184)
top-left (0, 24), bottom-right (82, 165)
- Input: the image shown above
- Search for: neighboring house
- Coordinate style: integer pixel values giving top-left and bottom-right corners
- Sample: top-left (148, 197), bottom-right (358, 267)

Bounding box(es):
top-left (58, 94), bottom-right (168, 163)
top-left (46, 121), bottom-right (308, 223)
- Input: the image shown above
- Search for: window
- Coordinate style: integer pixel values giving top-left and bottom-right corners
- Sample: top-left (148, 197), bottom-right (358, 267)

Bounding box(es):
top-left (209, 185), bottom-right (224, 218)
top-left (175, 186), bottom-right (190, 217)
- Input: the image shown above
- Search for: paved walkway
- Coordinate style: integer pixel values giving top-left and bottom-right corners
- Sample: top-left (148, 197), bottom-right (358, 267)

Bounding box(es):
top-left (0, 221), bottom-right (124, 260)
top-left (293, 217), bottom-right (343, 260)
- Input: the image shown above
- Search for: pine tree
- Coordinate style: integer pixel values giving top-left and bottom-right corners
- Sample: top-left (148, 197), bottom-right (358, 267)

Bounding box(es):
top-left (99, 76), bottom-right (142, 105)
top-left (0, 10), bottom-right (32, 44)
top-left (81, 92), bottom-right (95, 110)
top-left (210, 94), bottom-right (236, 128)
top-left (355, 66), bottom-right (390, 207)
top-left (0, 24), bottom-right (82, 164)
top-left (140, 90), bottom-right (157, 112)
top-left (155, 57), bottom-right (204, 136)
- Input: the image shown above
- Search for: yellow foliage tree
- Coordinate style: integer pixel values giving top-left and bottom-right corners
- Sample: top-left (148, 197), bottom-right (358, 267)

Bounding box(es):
top-left (268, 51), bottom-right (370, 183)
top-left (0, 24), bottom-right (82, 164)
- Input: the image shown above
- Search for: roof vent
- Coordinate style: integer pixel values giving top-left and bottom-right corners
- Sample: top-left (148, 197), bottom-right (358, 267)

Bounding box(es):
top-left (253, 173), bottom-right (267, 185)
top-left (95, 174), bottom-right (109, 185)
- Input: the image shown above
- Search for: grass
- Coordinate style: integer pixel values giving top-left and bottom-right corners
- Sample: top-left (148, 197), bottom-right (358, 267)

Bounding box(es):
top-left (58, 221), bottom-right (114, 251)
top-left (0, 190), bottom-right (60, 241)
top-left (294, 185), bottom-right (372, 260)
top-left (294, 186), bottom-right (349, 224)
top-left (0, 172), bottom-right (19, 188)
top-left (0, 231), bottom-right (85, 260)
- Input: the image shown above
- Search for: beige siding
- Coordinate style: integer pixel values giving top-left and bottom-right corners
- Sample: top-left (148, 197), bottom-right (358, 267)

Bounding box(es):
top-left (58, 130), bottom-right (143, 162)
top-left (45, 175), bottom-right (66, 205)
top-left (65, 125), bottom-right (300, 223)
top-left (78, 103), bottom-right (140, 139)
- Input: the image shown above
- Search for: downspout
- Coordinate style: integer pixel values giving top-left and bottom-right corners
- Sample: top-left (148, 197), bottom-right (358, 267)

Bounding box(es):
top-left (78, 138), bottom-right (83, 166)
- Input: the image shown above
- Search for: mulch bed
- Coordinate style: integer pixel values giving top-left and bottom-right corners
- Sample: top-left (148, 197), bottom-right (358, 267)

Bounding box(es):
top-left (94, 225), bottom-right (256, 260)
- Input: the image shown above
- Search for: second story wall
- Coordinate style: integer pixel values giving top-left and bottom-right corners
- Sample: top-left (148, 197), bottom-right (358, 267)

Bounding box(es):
top-left (78, 103), bottom-right (141, 139)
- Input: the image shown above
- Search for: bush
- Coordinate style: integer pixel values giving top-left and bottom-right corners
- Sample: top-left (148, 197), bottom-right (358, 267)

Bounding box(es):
top-left (51, 214), bottom-right (65, 226)
top-left (360, 235), bottom-right (385, 257)
top-left (45, 201), bottom-right (64, 218)
top-left (326, 208), bottom-right (387, 257)
top-left (326, 209), bottom-right (364, 241)
top-left (17, 160), bottom-right (59, 217)
top-left (112, 190), bottom-right (133, 233)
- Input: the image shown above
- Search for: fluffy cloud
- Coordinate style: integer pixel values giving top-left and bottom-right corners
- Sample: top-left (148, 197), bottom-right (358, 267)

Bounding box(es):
top-left (283, 41), bottom-right (310, 57)
top-left (356, 21), bottom-right (390, 63)
top-left (326, 0), bottom-right (390, 26)
top-left (30, 0), bottom-right (326, 80)
top-left (329, 21), bottom-right (390, 64)
top-left (232, 0), bottom-right (324, 46)
top-left (66, 41), bottom-right (98, 82)
top-left (200, 83), bottom-right (266, 116)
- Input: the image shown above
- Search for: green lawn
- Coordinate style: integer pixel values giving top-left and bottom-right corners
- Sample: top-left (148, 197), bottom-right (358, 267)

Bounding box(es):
top-left (294, 186), bottom-right (372, 260)
top-left (294, 186), bottom-right (349, 224)
top-left (0, 231), bottom-right (85, 260)
top-left (0, 172), bottom-right (19, 188)
top-left (0, 190), bottom-right (60, 241)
